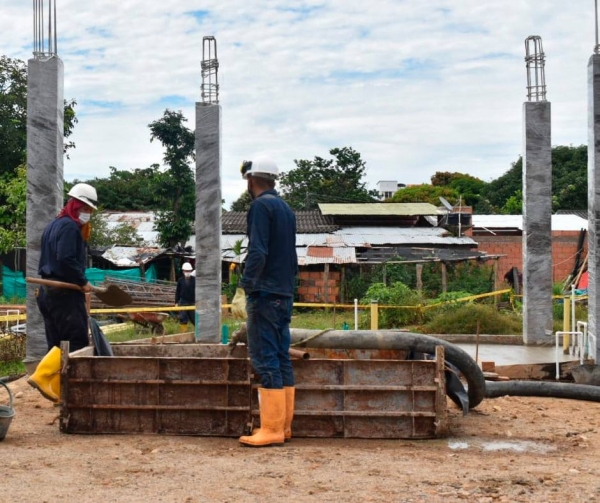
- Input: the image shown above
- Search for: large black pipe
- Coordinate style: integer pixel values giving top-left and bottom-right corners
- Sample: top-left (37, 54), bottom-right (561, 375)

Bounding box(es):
top-left (289, 329), bottom-right (486, 409)
top-left (486, 380), bottom-right (600, 402)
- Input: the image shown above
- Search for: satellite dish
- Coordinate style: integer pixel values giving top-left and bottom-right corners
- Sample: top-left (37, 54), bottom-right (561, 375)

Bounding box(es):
top-left (439, 197), bottom-right (454, 212)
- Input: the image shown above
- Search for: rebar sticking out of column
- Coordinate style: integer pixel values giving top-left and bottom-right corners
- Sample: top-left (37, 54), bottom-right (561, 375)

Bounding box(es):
top-left (201, 36), bottom-right (219, 105)
top-left (524, 35), bottom-right (547, 102)
top-left (595, 0), bottom-right (600, 54)
top-left (33, 0), bottom-right (57, 59)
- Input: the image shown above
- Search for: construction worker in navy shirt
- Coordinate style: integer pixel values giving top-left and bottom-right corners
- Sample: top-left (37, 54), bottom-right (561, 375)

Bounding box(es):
top-left (175, 262), bottom-right (196, 332)
top-left (237, 156), bottom-right (298, 448)
top-left (28, 183), bottom-right (98, 403)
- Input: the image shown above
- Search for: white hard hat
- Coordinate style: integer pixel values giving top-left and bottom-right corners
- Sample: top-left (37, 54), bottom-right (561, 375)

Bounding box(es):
top-left (182, 263), bottom-right (193, 272)
top-left (68, 183), bottom-right (98, 209)
top-left (240, 156), bottom-right (279, 180)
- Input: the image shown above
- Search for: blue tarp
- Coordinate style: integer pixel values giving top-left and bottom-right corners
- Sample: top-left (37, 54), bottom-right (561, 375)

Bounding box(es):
top-left (1, 265), bottom-right (26, 300)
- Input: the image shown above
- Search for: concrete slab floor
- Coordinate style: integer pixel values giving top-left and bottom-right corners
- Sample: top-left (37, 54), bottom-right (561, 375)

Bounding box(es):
top-left (454, 343), bottom-right (578, 366)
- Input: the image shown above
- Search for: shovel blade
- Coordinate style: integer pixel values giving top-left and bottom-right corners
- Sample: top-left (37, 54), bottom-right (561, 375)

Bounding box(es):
top-left (94, 284), bottom-right (132, 307)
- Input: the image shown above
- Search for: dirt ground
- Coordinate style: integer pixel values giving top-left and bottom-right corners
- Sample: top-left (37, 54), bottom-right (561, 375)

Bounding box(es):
top-left (2, 376), bottom-right (600, 503)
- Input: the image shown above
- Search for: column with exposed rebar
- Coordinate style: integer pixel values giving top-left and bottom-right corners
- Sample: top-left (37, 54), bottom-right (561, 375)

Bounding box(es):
top-left (588, 1), bottom-right (600, 361)
top-left (25, 0), bottom-right (64, 371)
top-left (522, 36), bottom-right (553, 344)
top-left (195, 36), bottom-right (222, 342)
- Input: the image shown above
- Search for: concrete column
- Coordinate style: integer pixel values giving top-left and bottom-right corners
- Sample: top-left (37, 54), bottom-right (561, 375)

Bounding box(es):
top-left (522, 101), bottom-right (553, 344)
top-left (195, 103), bottom-right (222, 342)
top-left (588, 55), bottom-right (600, 361)
top-left (24, 57), bottom-right (64, 369)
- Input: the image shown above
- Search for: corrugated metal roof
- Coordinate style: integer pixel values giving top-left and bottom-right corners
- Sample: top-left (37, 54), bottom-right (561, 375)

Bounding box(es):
top-left (472, 214), bottom-right (588, 231)
top-left (318, 203), bottom-right (439, 216)
top-left (102, 246), bottom-right (167, 267)
top-left (298, 246), bottom-right (357, 265)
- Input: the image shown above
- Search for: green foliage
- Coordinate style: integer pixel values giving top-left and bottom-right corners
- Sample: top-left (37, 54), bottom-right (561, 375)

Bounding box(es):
top-left (148, 110), bottom-right (196, 248)
top-left (88, 211), bottom-right (146, 248)
top-left (446, 262), bottom-right (494, 296)
top-left (389, 184), bottom-right (459, 206)
top-left (230, 190), bottom-right (252, 212)
top-left (0, 165), bottom-right (26, 253)
top-left (422, 303), bottom-right (523, 335)
top-left (361, 282), bottom-right (424, 328)
top-left (0, 56), bottom-right (78, 180)
top-left (430, 172), bottom-right (489, 212)
top-left (501, 190), bottom-right (522, 215)
top-left (279, 147), bottom-right (378, 210)
top-left (78, 165), bottom-right (162, 211)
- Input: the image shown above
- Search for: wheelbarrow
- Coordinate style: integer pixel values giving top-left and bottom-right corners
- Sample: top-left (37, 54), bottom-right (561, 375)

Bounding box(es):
top-left (0, 380), bottom-right (15, 441)
top-left (123, 312), bottom-right (169, 335)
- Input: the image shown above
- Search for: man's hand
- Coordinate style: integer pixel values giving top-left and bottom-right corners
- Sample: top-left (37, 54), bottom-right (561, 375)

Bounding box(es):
top-left (82, 282), bottom-right (93, 293)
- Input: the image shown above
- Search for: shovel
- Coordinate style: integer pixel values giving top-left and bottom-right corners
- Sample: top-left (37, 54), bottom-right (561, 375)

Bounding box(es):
top-left (27, 277), bottom-right (132, 307)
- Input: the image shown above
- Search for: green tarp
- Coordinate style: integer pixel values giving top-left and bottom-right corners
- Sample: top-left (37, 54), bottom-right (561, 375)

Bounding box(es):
top-left (1, 264), bottom-right (158, 301)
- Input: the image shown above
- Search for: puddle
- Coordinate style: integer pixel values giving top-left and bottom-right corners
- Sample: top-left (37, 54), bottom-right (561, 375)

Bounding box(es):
top-left (448, 438), bottom-right (556, 453)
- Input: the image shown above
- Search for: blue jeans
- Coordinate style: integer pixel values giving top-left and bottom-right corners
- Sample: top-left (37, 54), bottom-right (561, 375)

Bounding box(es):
top-left (246, 294), bottom-right (294, 389)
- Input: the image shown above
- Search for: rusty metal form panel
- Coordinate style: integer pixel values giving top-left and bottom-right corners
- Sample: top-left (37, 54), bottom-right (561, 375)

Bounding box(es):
top-left (61, 347), bottom-right (251, 436)
top-left (251, 347), bottom-right (447, 439)
top-left (60, 344), bottom-right (446, 439)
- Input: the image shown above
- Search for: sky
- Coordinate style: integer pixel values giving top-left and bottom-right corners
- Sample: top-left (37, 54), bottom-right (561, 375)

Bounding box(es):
top-left (0, 1), bottom-right (596, 208)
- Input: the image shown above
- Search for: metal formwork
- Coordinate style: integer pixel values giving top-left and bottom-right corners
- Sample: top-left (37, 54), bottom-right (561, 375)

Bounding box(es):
top-left (60, 343), bottom-right (447, 439)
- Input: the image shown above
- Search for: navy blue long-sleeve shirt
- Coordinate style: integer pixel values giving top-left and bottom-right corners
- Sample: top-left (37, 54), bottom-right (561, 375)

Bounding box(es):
top-left (38, 216), bottom-right (88, 286)
top-left (240, 189), bottom-right (297, 297)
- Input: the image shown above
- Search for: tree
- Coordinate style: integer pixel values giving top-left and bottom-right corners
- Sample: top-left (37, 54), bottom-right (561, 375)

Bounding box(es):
top-left (230, 190), bottom-right (252, 212)
top-left (0, 164), bottom-right (26, 253)
top-left (431, 171), bottom-right (489, 213)
top-left (389, 184), bottom-right (459, 206)
top-left (73, 165), bottom-right (162, 211)
top-left (279, 147), bottom-right (378, 210)
top-left (88, 211), bottom-right (146, 248)
top-left (484, 145), bottom-right (588, 214)
top-left (0, 56), bottom-right (78, 179)
top-left (147, 110), bottom-right (195, 249)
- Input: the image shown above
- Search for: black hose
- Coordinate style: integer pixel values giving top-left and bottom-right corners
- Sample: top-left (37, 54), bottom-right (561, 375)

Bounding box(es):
top-left (289, 329), bottom-right (486, 409)
top-left (486, 380), bottom-right (600, 402)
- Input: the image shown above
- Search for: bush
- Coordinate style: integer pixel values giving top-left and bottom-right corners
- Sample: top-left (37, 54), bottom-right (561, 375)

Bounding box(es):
top-left (361, 282), bottom-right (424, 328)
top-left (422, 303), bottom-right (523, 335)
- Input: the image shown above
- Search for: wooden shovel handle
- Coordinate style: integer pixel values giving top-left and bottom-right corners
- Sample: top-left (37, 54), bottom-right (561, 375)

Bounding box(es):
top-left (27, 277), bottom-right (87, 292)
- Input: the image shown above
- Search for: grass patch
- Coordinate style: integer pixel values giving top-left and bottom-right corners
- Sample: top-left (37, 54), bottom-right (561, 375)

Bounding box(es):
top-left (420, 303), bottom-right (523, 335)
top-left (0, 360), bottom-right (25, 377)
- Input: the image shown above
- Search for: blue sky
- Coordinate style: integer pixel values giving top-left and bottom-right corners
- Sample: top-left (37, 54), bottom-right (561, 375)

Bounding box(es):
top-left (0, 0), bottom-right (595, 208)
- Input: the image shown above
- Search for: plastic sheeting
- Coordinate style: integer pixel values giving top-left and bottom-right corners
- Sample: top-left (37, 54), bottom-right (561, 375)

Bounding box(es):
top-left (1, 265), bottom-right (26, 300)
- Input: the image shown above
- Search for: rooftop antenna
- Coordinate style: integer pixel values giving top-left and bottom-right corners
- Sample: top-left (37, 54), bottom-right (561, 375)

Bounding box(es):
top-left (524, 36), bottom-right (547, 101)
top-left (33, 0), bottom-right (58, 59)
top-left (596, 0), bottom-right (600, 54)
top-left (201, 36), bottom-right (219, 104)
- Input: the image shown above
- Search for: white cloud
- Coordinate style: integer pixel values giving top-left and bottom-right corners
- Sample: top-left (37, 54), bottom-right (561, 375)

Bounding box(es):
top-left (0, 0), bottom-right (595, 207)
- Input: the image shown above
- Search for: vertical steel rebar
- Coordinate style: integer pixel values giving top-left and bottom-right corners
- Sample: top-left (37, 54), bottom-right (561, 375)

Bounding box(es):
top-left (596, 0), bottom-right (600, 54)
top-left (33, 0), bottom-right (57, 58)
top-left (201, 36), bottom-right (219, 104)
top-left (524, 35), bottom-right (547, 102)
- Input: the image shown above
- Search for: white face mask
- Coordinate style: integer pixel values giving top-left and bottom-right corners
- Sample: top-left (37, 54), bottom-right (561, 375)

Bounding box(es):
top-left (79, 212), bottom-right (91, 224)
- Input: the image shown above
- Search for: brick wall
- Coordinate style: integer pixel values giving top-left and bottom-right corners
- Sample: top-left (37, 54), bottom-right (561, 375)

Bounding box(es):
top-left (297, 270), bottom-right (341, 303)
top-left (475, 231), bottom-right (587, 284)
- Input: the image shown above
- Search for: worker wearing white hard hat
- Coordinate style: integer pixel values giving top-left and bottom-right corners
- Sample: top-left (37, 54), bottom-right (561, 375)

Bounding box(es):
top-left (238, 156), bottom-right (298, 448)
top-left (28, 183), bottom-right (99, 403)
top-left (175, 262), bottom-right (195, 332)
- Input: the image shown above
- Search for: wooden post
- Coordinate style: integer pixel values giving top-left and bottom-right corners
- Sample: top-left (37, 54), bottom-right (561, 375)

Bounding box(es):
top-left (416, 264), bottom-right (423, 294)
top-left (323, 263), bottom-right (330, 304)
top-left (370, 300), bottom-right (379, 330)
top-left (441, 263), bottom-right (447, 294)
top-left (493, 259), bottom-right (498, 306)
top-left (340, 266), bottom-right (346, 304)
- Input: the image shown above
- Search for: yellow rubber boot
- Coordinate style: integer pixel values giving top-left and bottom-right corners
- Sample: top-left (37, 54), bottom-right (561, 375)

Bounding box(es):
top-left (179, 323), bottom-right (188, 333)
top-left (240, 388), bottom-right (285, 447)
top-left (284, 386), bottom-right (295, 441)
top-left (27, 346), bottom-right (61, 403)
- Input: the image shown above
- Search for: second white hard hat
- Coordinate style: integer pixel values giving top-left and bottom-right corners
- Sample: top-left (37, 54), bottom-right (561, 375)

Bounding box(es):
top-left (68, 183), bottom-right (98, 209)
top-left (240, 156), bottom-right (279, 180)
